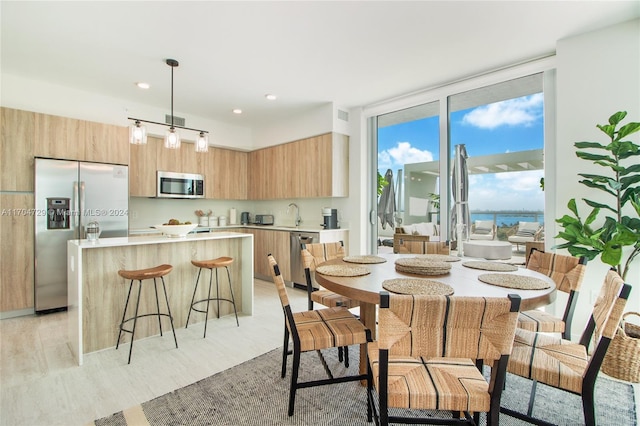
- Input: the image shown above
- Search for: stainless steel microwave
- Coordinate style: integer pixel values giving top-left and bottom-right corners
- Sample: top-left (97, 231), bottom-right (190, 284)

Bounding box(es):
top-left (157, 171), bottom-right (205, 198)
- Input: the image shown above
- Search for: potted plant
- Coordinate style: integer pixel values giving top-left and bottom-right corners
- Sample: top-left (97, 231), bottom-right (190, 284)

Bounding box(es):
top-left (554, 111), bottom-right (640, 280)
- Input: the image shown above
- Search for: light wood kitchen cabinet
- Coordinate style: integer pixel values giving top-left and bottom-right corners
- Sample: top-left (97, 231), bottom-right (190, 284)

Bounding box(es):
top-left (1, 107), bottom-right (35, 192)
top-left (83, 120), bottom-right (128, 164)
top-left (205, 147), bottom-right (248, 199)
top-left (247, 132), bottom-right (348, 200)
top-left (247, 228), bottom-right (291, 281)
top-left (129, 136), bottom-right (161, 197)
top-left (0, 193), bottom-right (35, 312)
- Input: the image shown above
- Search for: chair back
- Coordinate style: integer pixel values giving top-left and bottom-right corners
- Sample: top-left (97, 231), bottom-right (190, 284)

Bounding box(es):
top-left (583, 269), bottom-right (630, 347)
top-left (267, 254), bottom-right (290, 309)
top-left (378, 293), bottom-right (521, 363)
top-left (424, 240), bottom-right (450, 255)
top-left (526, 249), bottom-right (587, 294)
top-left (301, 241), bottom-right (345, 272)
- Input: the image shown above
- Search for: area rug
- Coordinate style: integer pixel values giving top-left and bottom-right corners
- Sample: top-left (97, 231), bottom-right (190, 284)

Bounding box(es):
top-left (94, 347), bottom-right (637, 426)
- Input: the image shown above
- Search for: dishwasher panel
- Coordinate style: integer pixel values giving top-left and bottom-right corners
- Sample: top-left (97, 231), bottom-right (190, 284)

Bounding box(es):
top-left (290, 231), bottom-right (319, 288)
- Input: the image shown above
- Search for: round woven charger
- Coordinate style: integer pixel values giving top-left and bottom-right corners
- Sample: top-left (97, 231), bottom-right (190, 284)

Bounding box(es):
top-left (478, 273), bottom-right (550, 290)
top-left (383, 278), bottom-right (454, 296)
top-left (415, 254), bottom-right (461, 262)
top-left (316, 264), bottom-right (370, 277)
top-left (342, 255), bottom-right (387, 264)
top-left (462, 261), bottom-right (518, 272)
top-left (395, 265), bottom-right (452, 276)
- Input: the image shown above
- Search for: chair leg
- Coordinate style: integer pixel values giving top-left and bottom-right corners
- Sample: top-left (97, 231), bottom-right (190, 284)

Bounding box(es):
top-left (152, 278), bottom-right (163, 336)
top-left (160, 276), bottom-right (178, 349)
top-left (225, 266), bottom-right (239, 326)
top-left (582, 387), bottom-right (597, 426)
top-left (344, 346), bottom-right (349, 368)
top-left (288, 348), bottom-right (301, 416)
top-left (127, 280), bottom-right (143, 364)
top-left (527, 380), bottom-right (538, 416)
top-left (203, 268), bottom-right (214, 338)
top-left (116, 279), bottom-right (134, 349)
top-left (338, 346), bottom-right (344, 362)
top-left (281, 327), bottom-right (290, 378)
top-left (214, 268), bottom-right (221, 318)
top-left (185, 268), bottom-right (202, 328)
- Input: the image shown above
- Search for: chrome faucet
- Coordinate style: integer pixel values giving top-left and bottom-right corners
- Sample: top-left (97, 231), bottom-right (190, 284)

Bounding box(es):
top-left (287, 203), bottom-right (301, 227)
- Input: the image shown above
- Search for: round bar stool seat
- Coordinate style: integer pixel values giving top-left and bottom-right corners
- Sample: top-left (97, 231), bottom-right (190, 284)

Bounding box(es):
top-left (116, 264), bottom-right (178, 364)
top-left (186, 256), bottom-right (239, 337)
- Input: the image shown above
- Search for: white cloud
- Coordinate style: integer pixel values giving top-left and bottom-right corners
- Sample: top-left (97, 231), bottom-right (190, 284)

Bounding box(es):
top-left (462, 93), bottom-right (543, 129)
top-left (468, 171), bottom-right (544, 211)
top-left (378, 141), bottom-right (433, 171)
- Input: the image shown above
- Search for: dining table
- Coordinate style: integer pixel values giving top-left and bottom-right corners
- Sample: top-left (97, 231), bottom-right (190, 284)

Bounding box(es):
top-left (314, 252), bottom-right (557, 375)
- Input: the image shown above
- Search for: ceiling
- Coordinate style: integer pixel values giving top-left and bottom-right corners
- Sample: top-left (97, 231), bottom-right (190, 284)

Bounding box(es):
top-left (2, 1), bottom-right (639, 130)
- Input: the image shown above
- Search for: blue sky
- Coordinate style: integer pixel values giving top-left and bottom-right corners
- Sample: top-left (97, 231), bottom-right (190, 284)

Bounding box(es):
top-left (378, 94), bottom-right (545, 211)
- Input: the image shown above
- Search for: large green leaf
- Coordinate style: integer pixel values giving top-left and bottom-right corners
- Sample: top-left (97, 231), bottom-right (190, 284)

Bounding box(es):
top-left (616, 141), bottom-right (640, 159)
top-left (620, 174), bottom-right (640, 189)
top-left (620, 164), bottom-right (640, 175)
top-left (579, 180), bottom-right (616, 197)
top-left (608, 111), bottom-right (627, 126)
top-left (574, 141), bottom-right (607, 149)
top-left (577, 173), bottom-right (611, 183)
top-left (601, 241), bottom-right (623, 267)
top-left (576, 152), bottom-right (614, 162)
top-left (597, 123), bottom-right (616, 137)
top-left (567, 199), bottom-right (578, 217)
top-left (617, 122), bottom-right (640, 139)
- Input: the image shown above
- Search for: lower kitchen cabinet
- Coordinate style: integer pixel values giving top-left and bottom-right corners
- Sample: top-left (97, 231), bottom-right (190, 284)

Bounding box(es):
top-left (247, 228), bottom-right (291, 282)
top-left (0, 193), bottom-right (35, 313)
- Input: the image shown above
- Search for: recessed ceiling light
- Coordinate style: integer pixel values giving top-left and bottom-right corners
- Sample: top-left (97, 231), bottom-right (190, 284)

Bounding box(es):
top-left (265, 94), bottom-right (277, 100)
top-left (136, 82), bottom-right (150, 89)
top-left (232, 109), bottom-right (243, 114)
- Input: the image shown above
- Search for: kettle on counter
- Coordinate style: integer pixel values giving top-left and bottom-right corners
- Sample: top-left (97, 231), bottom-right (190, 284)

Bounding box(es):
top-left (240, 212), bottom-right (250, 225)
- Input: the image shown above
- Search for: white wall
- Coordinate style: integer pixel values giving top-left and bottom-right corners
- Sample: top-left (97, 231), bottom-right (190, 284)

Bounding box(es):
top-left (1, 73), bottom-right (254, 150)
top-left (556, 19), bottom-right (640, 336)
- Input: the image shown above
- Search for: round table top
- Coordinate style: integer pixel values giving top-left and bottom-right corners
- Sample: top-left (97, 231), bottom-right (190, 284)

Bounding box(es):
top-left (314, 253), bottom-right (556, 311)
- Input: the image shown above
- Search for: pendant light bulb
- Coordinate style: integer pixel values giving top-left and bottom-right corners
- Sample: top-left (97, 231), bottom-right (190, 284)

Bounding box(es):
top-left (195, 131), bottom-right (209, 153)
top-left (129, 120), bottom-right (147, 145)
top-left (164, 127), bottom-right (181, 149)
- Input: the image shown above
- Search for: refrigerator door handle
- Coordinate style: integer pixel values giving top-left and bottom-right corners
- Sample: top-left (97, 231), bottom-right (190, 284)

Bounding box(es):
top-left (73, 181), bottom-right (80, 229)
top-left (79, 181), bottom-right (86, 238)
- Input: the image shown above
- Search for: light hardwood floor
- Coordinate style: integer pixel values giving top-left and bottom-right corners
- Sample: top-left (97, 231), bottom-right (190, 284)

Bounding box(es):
top-left (0, 279), bottom-right (310, 426)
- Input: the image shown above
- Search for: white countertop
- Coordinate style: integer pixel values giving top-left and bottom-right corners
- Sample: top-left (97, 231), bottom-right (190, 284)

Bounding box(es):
top-left (69, 231), bottom-right (251, 249)
top-left (129, 224), bottom-right (348, 235)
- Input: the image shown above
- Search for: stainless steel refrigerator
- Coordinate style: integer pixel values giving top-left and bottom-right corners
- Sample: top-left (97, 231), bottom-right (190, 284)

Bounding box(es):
top-left (35, 158), bottom-right (129, 312)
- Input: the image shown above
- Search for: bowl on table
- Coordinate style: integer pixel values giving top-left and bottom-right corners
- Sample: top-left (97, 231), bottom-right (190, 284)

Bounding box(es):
top-left (152, 223), bottom-right (198, 237)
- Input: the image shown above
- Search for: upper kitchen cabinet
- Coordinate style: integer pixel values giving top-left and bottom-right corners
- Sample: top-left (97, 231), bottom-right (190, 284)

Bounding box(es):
top-left (205, 147), bottom-right (248, 200)
top-left (33, 112), bottom-right (128, 165)
top-left (129, 136), bottom-right (161, 197)
top-left (83, 121), bottom-right (128, 164)
top-left (1, 107), bottom-right (35, 191)
top-left (248, 132), bottom-right (349, 199)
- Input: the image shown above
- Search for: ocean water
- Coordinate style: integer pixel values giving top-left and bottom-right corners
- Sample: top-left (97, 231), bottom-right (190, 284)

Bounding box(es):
top-left (471, 212), bottom-right (544, 227)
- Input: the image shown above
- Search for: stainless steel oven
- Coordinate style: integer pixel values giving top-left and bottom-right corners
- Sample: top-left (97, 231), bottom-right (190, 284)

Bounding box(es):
top-left (157, 171), bottom-right (204, 198)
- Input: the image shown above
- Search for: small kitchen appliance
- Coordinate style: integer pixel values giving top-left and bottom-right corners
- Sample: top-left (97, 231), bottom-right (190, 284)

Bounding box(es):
top-left (240, 212), bottom-right (250, 225)
top-left (254, 214), bottom-right (274, 225)
top-left (322, 208), bottom-right (339, 229)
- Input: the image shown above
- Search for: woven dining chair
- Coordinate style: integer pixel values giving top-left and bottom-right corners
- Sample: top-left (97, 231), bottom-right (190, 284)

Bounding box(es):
top-left (301, 241), bottom-right (359, 311)
top-left (267, 254), bottom-right (371, 417)
top-left (517, 248), bottom-right (587, 340)
top-left (367, 292), bottom-right (521, 426)
top-left (301, 241), bottom-right (359, 366)
top-left (501, 269), bottom-right (631, 426)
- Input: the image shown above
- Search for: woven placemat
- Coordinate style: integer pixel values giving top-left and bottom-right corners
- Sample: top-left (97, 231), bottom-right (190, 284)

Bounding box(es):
top-left (342, 255), bottom-right (387, 264)
top-left (316, 264), bottom-right (370, 277)
top-left (382, 278), bottom-right (454, 295)
top-left (415, 254), bottom-right (461, 262)
top-left (462, 261), bottom-right (518, 272)
top-left (478, 273), bottom-right (551, 290)
top-left (395, 258), bottom-right (451, 276)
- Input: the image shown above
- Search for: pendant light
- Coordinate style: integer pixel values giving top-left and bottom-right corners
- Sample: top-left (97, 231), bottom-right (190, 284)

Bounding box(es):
top-left (128, 58), bottom-right (209, 152)
top-left (164, 59), bottom-right (181, 149)
top-left (129, 120), bottom-right (147, 145)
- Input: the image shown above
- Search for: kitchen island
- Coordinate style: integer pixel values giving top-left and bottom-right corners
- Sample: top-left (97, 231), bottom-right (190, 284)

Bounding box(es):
top-left (67, 231), bottom-right (253, 365)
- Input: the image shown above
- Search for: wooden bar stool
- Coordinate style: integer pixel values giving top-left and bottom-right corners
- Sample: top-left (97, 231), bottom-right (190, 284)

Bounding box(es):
top-left (186, 256), bottom-right (239, 337)
top-left (116, 264), bottom-right (178, 364)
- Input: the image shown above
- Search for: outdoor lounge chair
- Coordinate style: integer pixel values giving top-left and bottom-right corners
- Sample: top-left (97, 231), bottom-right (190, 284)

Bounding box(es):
top-left (470, 220), bottom-right (497, 240)
top-left (508, 221), bottom-right (542, 251)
